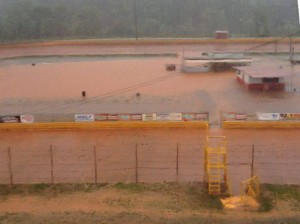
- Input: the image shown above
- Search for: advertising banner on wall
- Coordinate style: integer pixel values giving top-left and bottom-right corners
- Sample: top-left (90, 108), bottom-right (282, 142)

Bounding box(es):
top-left (195, 113), bottom-right (209, 120)
top-left (157, 113), bottom-right (182, 121)
top-left (292, 113), bottom-right (300, 120)
top-left (142, 113), bottom-right (157, 121)
top-left (257, 113), bottom-right (280, 121)
top-left (131, 114), bottom-right (143, 120)
top-left (75, 114), bottom-right (95, 122)
top-left (235, 114), bottom-right (247, 120)
top-left (279, 113), bottom-right (300, 120)
top-left (21, 115), bottom-right (34, 123)
top-left (221, 112), bottom-right (236, 121)
top-left (107, 114), bottom-right (118, 121)
top-left (95, 114), bottom-right (108, 121)
top-left (0, 116), bottom-right (20, 123)
top-left (280, 113), bottom-right (293, 120)
top-left (118, 114), bottom-right (131, 121)
top-left (182, 113), bottom-right (195, 121)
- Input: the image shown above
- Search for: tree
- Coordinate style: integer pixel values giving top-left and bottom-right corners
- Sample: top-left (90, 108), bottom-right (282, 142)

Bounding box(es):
top-left (75, 6), bottom-right (101, 37)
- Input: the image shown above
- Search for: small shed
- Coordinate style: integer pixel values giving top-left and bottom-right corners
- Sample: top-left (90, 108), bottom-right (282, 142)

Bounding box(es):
top-left (215, 31), bottom-right (229, 39)
top-left (235, 64), bottom-right (293, 91)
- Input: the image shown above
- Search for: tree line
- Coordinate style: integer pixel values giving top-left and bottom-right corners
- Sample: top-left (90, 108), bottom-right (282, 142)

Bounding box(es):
top-left (0, 0), bottom-right (299, 42)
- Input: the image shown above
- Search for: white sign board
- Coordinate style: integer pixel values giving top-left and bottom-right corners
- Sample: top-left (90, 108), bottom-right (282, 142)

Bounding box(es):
top-left (75, 114), bottom-right (95, 122)
top-left (257, 113), bottom-right (280, 121)
top-left (142, 113), bottom-right (157, 121)
top-left (157, 113), bottom-right (182, 121)
top-left (21, 115), bottom-right (34, 123)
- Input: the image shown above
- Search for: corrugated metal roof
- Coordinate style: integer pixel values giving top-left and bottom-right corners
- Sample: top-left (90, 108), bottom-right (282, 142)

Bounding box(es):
top-left (235, 64), bottom-right (294, 78)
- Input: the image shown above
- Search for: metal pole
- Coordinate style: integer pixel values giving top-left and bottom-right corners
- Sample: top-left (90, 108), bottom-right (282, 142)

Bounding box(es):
top-left (50, 145), bottom-right (54, 184)
top-left (135, 143), bottom-right (138, 183)
top-left (251, 145), bottom-right (255, 177)
top-left (176, 144), bottom-right (179, 181)
top-left (7, 147), bottom-right (13, 185)
top-left (94, 145), bottom-right (98, 184)
top-left (134, 0), bottom-right (138, 40)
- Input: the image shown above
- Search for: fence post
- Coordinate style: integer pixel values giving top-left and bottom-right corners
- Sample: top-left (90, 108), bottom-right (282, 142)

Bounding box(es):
top-left (135, 143), bottom-right (138, 183)
top-left (94, 145), bottom-right (98, 184)
top-left (176, 143), bottom-right (179, 182)
top-left (7, 147), bottom-right (13, 185)
top-left (251, 145), bottom-right (255, 177)
top-left (50, 145), bottom-right (54, 184)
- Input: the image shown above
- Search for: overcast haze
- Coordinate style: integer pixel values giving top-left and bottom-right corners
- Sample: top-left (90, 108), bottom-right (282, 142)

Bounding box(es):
top-left (0, 0), bottom-right (299, 42)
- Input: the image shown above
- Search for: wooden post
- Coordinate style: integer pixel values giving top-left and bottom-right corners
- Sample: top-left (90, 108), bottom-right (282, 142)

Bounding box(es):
top-left (50, 145), bottom-right (54, 184)
top-left (251, 145), bottom-right (255, 177)
top-left (94, 145), bottom-right (98, 184)
top-left (7, 147), bottom-right (13, 185)
top-left (176, 143), bottom-right (179, 182)
top-left (135, 143), bottom-right (138, 183)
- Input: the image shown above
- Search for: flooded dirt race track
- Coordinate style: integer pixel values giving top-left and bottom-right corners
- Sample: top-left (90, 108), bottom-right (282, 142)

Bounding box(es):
top-left (0, 41), bottom-right (300, 191)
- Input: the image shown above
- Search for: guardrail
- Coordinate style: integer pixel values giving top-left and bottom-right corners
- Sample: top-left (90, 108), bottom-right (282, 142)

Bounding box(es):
top-left (0, 121), bottom-right (209, 131)
top-left (221, 112), bottom-right (300, 129)
top-left (222, 121), bottom-right (300, 129)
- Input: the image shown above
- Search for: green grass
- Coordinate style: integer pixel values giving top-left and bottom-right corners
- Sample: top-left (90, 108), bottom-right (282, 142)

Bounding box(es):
top-left (258, 195), bottom-right (274, 212)
top-left (259, 184), bottom-right (300, 212)
top-left (113, 182), bottom-right (223, 210)
top-left (265, 184), bottom-right (300, 201)
top-left (0, 183), bottom-right (107, 199)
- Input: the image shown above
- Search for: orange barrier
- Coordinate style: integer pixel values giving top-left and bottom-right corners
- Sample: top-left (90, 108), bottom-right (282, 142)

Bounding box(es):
top-left (0, 121), bottom-right (209, 131)
top-left (222, 121), bottom-right (300, 129)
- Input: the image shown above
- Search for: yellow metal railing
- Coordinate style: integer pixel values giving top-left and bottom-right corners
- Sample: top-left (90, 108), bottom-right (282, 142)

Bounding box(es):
top-left (0, 121), bottom-right (209, 131)
top-left (240, 175), bottom-right (260, 199)
top-left (223, 121), bottom-right (300, 129)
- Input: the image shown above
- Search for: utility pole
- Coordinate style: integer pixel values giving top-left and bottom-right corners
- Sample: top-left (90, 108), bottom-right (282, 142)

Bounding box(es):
top-left (134, 0), bottom-right (138, 40)
top-left (289, 37), bottom-right (293, 61)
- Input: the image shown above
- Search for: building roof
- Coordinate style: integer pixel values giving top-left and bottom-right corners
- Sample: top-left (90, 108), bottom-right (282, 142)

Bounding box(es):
top-left (235, 64), bottom-right (295, 78)
top-left (184, 52), bottom-right (250, 60)
top-left (215, 30), bottom-right (228, 33)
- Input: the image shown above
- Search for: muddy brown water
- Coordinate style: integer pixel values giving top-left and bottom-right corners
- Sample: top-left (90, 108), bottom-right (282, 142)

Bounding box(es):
top-left (0, 43), bottom-right (299, 193)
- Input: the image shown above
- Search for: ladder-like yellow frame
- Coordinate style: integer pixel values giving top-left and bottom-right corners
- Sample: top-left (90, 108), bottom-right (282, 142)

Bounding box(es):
top-left (204, 136), bottom-right (229, 195)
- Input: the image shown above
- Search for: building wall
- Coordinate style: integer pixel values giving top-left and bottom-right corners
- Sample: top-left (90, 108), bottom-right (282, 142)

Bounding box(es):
top-left (236, 71), bottom-right (285, 91)
top-left (248, 75), bottom-right (263, 84)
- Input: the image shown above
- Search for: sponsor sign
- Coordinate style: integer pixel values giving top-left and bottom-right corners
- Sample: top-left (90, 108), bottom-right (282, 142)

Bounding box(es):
top-left (235, 114), bottom-right (247, 120)
top-left (257, 113), bottom-right (280, 121)
top-left (221, 112), bottom-right (236, 121)
top-left (280, 113), bottom-right (293, 120)
top-left (21, 115), bottom-right (34, 123)
top-left (131, 114), bottom-right (142, 120)
top-left (107, 114), bottom-right (118, 121)
top-left (142, 113), bottom-right (157, 121)
top-left (0, 116), bottom-right (20, 123)
top-left (94, 114), bottom-right (108, 121)
top-left (75, 114), bottom-right (95, 122)
top-left (156, 114), bottom-right (169, 121)
top-left (182, 113), bottom-right (196, 121)
top-left (292, 113), bottom-right (300, 120)
top-left (246, 114), bottom-right (257, 121)
top-left (195, 113), bottom-right (209, 120)
top-left (118, 114), bottom-right (131, 121)
top-left (157, 113), bottom-right (182, 121)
